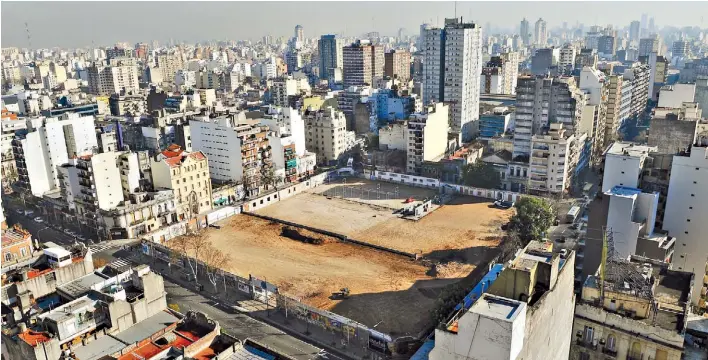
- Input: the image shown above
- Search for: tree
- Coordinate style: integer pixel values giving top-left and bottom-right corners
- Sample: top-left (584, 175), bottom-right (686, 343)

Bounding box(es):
top-left (171, 230), bottom-right (210, 281)
top-left (202, 244), bottom-right (231, 292)
top-left (508, 197), bottom-right (555, 246)
top-left (462, 161), bottom-right (501, 188)
top-left (261, 166), bottom-right (284, 191)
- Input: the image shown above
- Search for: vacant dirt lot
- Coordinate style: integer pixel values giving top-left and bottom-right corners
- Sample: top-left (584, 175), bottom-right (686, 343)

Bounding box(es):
top-left (256, 192), bottom-right (511, 262)
top-left (309, 177), bottom-right (438, 209)
top-left (192, 215), bottom-right (475, 335)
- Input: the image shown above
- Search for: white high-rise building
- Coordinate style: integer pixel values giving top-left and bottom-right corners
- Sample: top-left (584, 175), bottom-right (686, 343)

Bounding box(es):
top-left (663, 145), bottom-right (708, 306)
top-left (304, 106), bottom-right (355, 164)
top-left (422, 18), bottom-right (483, 141)
top-left (12, 114), bottom-right (98, 196)
top-left (534, 18), bottom-right (548, 46)
top-left (421, 25), bottom-right (444, 105)
top-left (87, 58), bottom-right (139, 95)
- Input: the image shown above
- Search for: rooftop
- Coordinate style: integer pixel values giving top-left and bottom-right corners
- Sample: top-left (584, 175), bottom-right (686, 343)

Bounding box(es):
top-left (1, 225), bottom-right (32, 246)
top-left (605, 141), bottom-right (657, 158)
top-left (471, 294), bottom-right (525, 322)
top-left (605, 185), bottom-right (642, 198)
top-left (583, 255), bottom-right (692, 332)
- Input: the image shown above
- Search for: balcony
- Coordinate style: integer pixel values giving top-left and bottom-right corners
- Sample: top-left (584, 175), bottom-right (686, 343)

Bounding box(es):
top-left (575, 339), bottom-right (597, 350)
top-left (602, 347), bottom-right (617, 357)
top-left (627, 353), bottom-right (642, 360)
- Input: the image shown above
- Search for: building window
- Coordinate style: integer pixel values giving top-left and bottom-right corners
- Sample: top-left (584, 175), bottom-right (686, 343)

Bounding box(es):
top-left (4, 253), bottom-right (11, 261)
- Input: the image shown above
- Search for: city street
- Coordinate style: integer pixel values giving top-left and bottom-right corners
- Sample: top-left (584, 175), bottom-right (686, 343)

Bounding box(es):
top-left (91, 246), bottom-right (346, 360)
top-left (3, 199), bottom-right (79, 246)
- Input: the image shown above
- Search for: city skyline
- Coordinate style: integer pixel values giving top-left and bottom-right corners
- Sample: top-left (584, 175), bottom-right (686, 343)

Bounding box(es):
top-left (2, 1), bottom-right (708, 49)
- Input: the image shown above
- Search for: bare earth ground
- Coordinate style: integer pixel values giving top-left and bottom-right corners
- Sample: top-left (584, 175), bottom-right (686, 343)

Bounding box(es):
top-left (309, 177), bottom-right (438, 209)
top-left (256, 190), bottom-right (512, 262)
top-left (174, 180), bottom-right (512, 335)
top-left (194, 215), bottom-right (465, 335)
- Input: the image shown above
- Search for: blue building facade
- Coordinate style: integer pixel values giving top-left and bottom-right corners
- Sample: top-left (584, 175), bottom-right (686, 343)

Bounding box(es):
top-left (41, 103), bottom-right (99, 117)
top-left (479, 109), bottom-right (511, 138)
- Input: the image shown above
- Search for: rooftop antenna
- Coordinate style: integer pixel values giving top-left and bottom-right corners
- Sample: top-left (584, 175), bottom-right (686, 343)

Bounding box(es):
top-left (25, 21), bottom-right (31, 50)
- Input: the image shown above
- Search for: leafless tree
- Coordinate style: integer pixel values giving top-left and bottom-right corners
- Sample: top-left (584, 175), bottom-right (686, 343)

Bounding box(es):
top-left (202, 244), bottom-right (231, 292)
top-left (171, 230), bottom-right (210, 281)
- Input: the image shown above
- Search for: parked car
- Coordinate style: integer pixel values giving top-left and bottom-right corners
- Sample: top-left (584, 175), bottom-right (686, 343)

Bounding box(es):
top-left (494, 200), bottom-right (515, 209)
top-left (570, 223), bottom-right (579, 230)
top-left (24, 210), bottom-right (35, 216)
top-left (15, 209), bottom-right (23, 215)
top-left (33, 217), bottom-right (44, 223)
top-left (63, 229), bottom-right (73, 235)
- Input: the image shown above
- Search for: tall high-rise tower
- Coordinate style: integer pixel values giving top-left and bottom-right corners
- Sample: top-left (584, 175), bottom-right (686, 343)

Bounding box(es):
top-left (294, 25), bottom-right (304, 43)
top-left (534, 18), bottom-right (548, 46)
top-left (421, 18), bottom-right (483, 140)
top-left (520, 18), bottom-right (531, 46)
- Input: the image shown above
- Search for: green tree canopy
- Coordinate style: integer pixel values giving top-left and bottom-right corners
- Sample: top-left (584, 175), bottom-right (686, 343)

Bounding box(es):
top-left (462, 161), bottom-right (501, 188)
top-left (508, 197), bottom-right (555, 245)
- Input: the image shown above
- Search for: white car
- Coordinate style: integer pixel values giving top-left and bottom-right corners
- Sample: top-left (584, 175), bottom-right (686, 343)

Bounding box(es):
top-left (24, 210), bottom-right (35, 216)
top-left (33, 217), bottom-right (44, 223)
top-left (63, 229), bottom-right (73, 235)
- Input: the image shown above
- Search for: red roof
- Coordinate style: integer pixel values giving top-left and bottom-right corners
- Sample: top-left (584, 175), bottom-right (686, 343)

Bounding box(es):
top-left (161, 144), bottom-right (184, 159)
top-left (164, 151), bottom-right (206, 168)
top-left (18, 330), bottom-right (51, 346)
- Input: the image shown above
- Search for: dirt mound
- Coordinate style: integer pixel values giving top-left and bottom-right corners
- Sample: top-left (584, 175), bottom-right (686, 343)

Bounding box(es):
top-left (281, 226), bottom-right (335, 245)
top-left (434, 261), bottom-right (469, 278)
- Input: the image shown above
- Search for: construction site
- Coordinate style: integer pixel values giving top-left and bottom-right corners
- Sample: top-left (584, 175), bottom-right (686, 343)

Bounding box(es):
top-left (190, 179), bottom-right (512, 337)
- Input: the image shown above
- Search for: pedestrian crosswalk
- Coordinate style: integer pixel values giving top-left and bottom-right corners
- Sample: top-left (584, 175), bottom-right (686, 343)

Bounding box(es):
top-left (89, 243), bottom-right (118, 254)
top-left (108, 258), bottom-right (132, 271)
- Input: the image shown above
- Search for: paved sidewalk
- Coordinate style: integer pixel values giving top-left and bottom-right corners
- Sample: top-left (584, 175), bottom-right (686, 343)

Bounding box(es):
top-left (123, 249), bottom-right (372, 360)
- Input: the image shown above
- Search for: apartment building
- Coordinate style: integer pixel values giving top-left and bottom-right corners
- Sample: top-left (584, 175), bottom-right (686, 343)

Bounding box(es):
top-left (156, 52), bottom-right (185, 83)
top-left (421, 18), bottom-right (483, 140)
top-left (342, 39), bottom-right (384, 88)
top-left (529, 123), bottom-right (576, 194)
top-left (421, 24), bottom-right (444, 105)
top-left (406, 103), bottom-right (449, 175)
top-left (481, 52), bottom-right (520, 95)
top-left (604, 185), bottom-right (660, 258)
top-left (304, 106), bottom-right (355, 165)
top-left (638, 36), bottom-right (660, 57)
top-left (559, 45), bottom-right (577, 70)
top-left (513, 76), bottom-right (587, 161)
top-left (601, 142), bottom-right (658, 193)
top-left (1, 225), bottom-right (34, 266)
top-left (570, 256), bottom-right (692, 360)
top-left (1, 115), bottom-right (25, 186)
top-left (150, 145), bottom-right (212, 221)
top-left (604, 75), bottom-right (625, 145)
top-left (102, 189), bottom-right (177, 239)
top-left (318, 35), bottom-right (344, 80)
top-left (108, 91), bottom-right (147, 116)
top-left (663, 145), bottom-right (708, 306)
top-left (443, 18), bottom-right (483, 140)
top-left (578, 67), bottom-right (608, 163)
top-left (87, 58), bottom-right (139, 96)
top-left (56, 152), bottom-right (123, 238)
top-left (12, 114), bottom-right (98, 196)
top-left (189, 114), bottom-right (271, 197)
top-left (271, 76), bottom-right (311, 108)
top-left (430, 241), bottom-right (575, 360)
top-left (623, 63), bottom-right (651, 119)
top-left (384, 50), bottom-right (411, 82)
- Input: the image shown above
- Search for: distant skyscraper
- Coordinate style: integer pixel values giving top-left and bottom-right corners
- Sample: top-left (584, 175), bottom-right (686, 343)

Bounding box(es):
top-left (672, 39), bottom-right (690, 58)
top-left (629, 21), bottom-right (641, 43)
top-left (318, 35), bottom-right (343, 80)
top-left (294, 25), bottom-right (304, 43)
top-left (520, 18), bottom-right (531, 46)
top-left (639, 36), bottom-right (660, 57)
top-left (648, 17), bottom-right (655, 33)
top-left (422, 18), bottom-right (483, 140)
top-left (534, 18), bottom-right (548, 46)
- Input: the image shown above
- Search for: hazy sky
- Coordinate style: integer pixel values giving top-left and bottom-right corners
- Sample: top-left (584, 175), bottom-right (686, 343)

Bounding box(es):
top-left (2, 1), bottom-right (707, 48)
